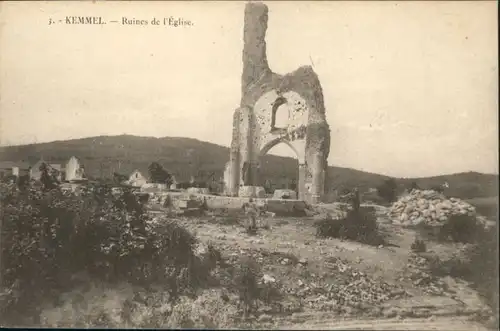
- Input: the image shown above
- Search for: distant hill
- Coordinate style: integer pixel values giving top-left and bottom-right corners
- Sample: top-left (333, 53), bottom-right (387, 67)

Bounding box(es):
top-left (0, 135), bottom-right (497, 199)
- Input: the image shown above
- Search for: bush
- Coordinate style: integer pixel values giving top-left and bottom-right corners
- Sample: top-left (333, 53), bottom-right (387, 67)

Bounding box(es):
top-left (0, 182), bottom-right (207, 325)
top-left (232, 256), bottom-right (261, 318)
top-left (414, 214), bottom-right (484, 245)
top-left (430, 185), bottom-right (445, 194)
top-left (411, 238), bottom-right (427, 253)
top-left (437, 214), bottom-right (483, 243)
top-left (376, 179), bottom-right (397, 204)
top-left (463, 228), bottom-right (498, 311)
top-left (314, 209), bottom-right (384, 246)
top-left (426, 224), bottom-right (498, 313)
top-left (230, 255), bottom-right (283, 318)
top-left (38, 284), bottom-right (239, 329)
top-left (245, 226), bottom-right (258, 236)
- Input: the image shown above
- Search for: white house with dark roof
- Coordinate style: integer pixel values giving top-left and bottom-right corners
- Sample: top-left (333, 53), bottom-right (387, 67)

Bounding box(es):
top-left (0, 161), bottom-right (31, 179)
top-left (127, 170), bottom-right (148, 187)
top-left (65, 156), bottom-right (87, 182)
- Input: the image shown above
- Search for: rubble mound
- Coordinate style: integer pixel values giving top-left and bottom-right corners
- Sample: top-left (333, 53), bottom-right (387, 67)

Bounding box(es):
top-left (203, 243), bottom-right (409, 316)
top-left (389, 190), bottom-right (479, 227)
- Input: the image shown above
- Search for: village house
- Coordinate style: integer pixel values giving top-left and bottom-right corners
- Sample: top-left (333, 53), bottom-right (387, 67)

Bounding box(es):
top-left (126, 170), bottom-right (148, 187)
top-left (30, 159), bottom-right (64, 182)
top-left (65, 156), bottom-right (87, 182)
top-left (0, 161), bottom-right (31, 180)
top-left (170, 175), bottom-right (178, 190)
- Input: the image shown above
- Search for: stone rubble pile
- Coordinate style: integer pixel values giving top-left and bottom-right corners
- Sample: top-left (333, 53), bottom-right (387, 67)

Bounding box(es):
top-left (283, 256), bottom-right (409, 312)
top-left (209, 245), bottom-right (408, 315)
top-left (389, 189), bottom-right (478, 227)
top-left (147, 192), bottom-right (170, 205)
top-left (403, 253), bottom-right (448, 296)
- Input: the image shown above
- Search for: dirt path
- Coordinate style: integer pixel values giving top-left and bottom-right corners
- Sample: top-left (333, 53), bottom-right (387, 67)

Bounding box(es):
top-left (276, 315), bottom-right (489, 330)
top-left (173, 208), bottom-right (493, 330)
top-left (188, 215), bottom-right (413, 283)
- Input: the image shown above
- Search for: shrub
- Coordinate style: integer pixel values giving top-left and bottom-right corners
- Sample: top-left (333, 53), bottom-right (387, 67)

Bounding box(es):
top-left (314, 214), bottom-right (341, 238)
top-left (437, 214), bottom-right (483, 243)
top-left (314, 209), bottom-right (384, 246)
top-left (232, 256), bottom-right (261, 318)
top-left (426, 225), bottom-right (498, 313)
top-left (227, 254), bottom-right (284, 318)
top-left (376, 179), bottom-right (397, 204)
top-left (261, 223), bottom-right (271, 230)
top-left (408, 181), bottom-right (420, 191)
top-left (411, 238), bottom-right (427, 253)
top-left (463, 227), bottom-right (498, 311)
top-left (0, 181), bottom-right (206, 325)
top-left (415, 214), bottom-right (484, 245)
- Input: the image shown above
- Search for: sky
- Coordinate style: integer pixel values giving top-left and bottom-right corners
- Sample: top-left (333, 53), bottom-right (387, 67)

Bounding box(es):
top-left (0, 1), bottom-right (498, 177)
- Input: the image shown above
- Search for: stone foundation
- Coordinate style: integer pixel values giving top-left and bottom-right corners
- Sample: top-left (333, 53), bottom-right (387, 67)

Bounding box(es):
top-left (147, 192), bottom-right (307, 216)
top-left (238, 185), bottom-right (266, 198)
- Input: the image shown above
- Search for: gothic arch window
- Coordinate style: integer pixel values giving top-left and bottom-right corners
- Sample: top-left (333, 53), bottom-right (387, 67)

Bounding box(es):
top-left (270, 96), bottom-right (288, 132)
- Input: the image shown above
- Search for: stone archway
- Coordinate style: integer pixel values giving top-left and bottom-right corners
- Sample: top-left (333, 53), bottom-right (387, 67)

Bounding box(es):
top-left (224, 2), bottom-right (330, 204)
top-left (259, 137), bottom-right (306, 200)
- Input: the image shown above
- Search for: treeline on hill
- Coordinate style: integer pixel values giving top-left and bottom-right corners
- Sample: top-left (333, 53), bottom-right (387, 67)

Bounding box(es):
top-left (0, 135), bottom-right (497, 199)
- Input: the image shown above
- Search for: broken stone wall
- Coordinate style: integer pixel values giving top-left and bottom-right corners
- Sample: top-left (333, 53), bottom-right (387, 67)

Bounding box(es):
top-left (227, 2), bottom-right (330, 204)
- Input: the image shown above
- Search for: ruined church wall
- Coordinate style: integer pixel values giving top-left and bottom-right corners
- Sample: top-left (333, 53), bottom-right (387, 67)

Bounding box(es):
top-left (228, 2), bottom-right (331, 202)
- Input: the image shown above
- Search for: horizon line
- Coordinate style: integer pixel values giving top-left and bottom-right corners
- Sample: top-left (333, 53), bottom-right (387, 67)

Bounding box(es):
top-left (0, 133), bottom-right (498, 179)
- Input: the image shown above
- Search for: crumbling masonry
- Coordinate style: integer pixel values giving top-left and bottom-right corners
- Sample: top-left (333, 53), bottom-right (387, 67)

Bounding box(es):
top-left (225, 2), bottom-right (330, 204)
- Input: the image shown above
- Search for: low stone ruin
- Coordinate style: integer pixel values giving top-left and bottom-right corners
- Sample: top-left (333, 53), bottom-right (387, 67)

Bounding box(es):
top-left (273, 189), bottom-right (297, 200)
top-left (187, 187), bottom-right (210, 195)
top-left (239, 186), bottom-right (266, 198)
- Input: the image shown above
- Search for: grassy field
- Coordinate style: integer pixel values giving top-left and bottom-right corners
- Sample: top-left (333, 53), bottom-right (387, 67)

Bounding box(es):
top-left (466, 196), bottom-right (498, 221)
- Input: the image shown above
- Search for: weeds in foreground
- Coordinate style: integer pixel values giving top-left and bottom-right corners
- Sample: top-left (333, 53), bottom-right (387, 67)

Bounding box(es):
top-left (230, 255), bottom-right (284, 319)
top-left (0, 182), bottom-right (213, 326)
top-left (1, 181), bottom-right (286, 328)
top-left (423, 223), bottom-right (498, 313)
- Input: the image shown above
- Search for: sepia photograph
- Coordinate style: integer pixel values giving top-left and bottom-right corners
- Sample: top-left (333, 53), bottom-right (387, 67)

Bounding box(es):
top-left (0, 0), bottom-right (498, 329)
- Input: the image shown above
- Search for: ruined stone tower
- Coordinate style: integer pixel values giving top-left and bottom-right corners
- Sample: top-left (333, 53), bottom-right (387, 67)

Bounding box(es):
top-left (226, 2), bottom-right (330, 204)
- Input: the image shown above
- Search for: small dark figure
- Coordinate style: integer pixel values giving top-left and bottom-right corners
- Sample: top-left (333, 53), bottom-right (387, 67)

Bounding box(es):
top-left (351, 188), bottom-right (360, 212)
top-left (338, 188), bottom-right (360, 213)
top-left (242, 198), bottom-right (259, 232)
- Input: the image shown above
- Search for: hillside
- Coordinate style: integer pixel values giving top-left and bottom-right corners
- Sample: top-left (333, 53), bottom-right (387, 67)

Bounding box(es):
top-left (0, 135), bottom-right (497, 199)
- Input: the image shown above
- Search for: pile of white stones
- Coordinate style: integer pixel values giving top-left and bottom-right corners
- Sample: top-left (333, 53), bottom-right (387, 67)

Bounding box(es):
top-left (389, 189), bottom-right (477, 227)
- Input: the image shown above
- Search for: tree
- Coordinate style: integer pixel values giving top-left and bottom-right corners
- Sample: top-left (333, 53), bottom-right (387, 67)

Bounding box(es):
top-left (376, 178), bottom-right (397, 204)
top-left (113, 172), bottom-right (128, 184)
top-left (17, 175), bottom-right (30, 190)
top-left (148, 162), bottom-right (173, 186)
top-left (39, 162), bottom-right (57, 190)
